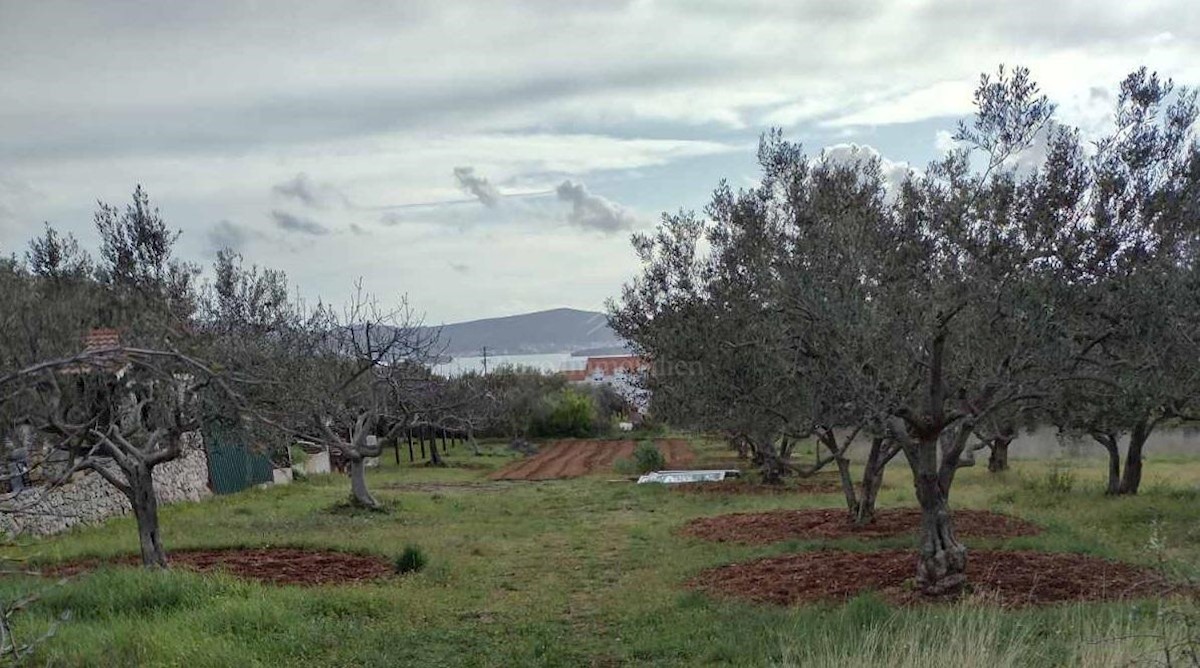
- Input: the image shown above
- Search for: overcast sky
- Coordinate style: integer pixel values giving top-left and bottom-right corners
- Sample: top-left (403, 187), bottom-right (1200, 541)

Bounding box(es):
top-left (2, 1), bottom-right (1197, 324)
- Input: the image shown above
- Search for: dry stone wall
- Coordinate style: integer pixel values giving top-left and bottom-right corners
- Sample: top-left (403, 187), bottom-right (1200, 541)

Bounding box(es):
top-left (0, 432), bottom-right (211, 537)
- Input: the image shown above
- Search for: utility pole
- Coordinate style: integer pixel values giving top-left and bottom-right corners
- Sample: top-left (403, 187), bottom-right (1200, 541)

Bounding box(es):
top-left (481, 346), bottom-right (489, 375)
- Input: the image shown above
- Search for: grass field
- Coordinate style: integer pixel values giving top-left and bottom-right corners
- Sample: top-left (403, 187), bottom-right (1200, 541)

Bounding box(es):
top-left (1, 436), bottom-right (1198, 666)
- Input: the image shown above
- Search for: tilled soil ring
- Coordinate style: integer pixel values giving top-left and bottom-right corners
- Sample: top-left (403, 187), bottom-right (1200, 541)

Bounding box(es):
top-left (689, 549), bottom-right (1174, 607)
top-left (681, 508), bottom-right (1042, 544)
top-left (488, 439), bottom-right (695, 481)
top-left (46, 548), bottom-right (394, 586)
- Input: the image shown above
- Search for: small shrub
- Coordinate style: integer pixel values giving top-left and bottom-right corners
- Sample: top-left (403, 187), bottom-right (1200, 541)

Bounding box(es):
top-left (531, 388), bottom-right (597, 438)
top-left (394, 546), bottom-right (427, 575)
top-left (632, 442), bottom-right (665, 473)
top-left (1043, 464), bottom-right (1075, 494)
top-left (1021, 462), bottom-right (1075, 495)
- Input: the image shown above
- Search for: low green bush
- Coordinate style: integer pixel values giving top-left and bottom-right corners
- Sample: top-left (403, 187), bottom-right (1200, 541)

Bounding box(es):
top-left (632, 442), bottom-right (666, 473)
top-left (394, 546), bottom-right (428, 575)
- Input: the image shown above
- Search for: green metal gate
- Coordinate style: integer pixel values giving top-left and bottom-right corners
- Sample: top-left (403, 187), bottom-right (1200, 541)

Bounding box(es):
top-left (204, 425), bottom-right (273, 495)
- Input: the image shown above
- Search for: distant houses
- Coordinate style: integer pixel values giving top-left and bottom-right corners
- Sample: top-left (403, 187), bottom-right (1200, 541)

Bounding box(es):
top-left (560, 354), bottom-right (649, 411)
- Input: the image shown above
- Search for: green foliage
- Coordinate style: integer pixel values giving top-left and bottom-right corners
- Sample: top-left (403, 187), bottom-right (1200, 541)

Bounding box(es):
top-left (632, 441), bottom-right (666, 473)
top-left (530, 388), bottom-right (597, 438)
top-left (394, 545), bottom-right (428, 574)
top-left (613, 444), bottom-right (665, 475)
top-left (1022, 462), bottom-right (1076, 495)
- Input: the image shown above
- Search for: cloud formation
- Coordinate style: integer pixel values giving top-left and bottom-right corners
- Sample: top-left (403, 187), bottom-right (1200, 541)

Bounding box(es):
top-left (819, 143), bottom-right (914, 193)
top-left (272, 172), bottom-right (349, 209)
top-left (270, 210), bottom-right (329, 235)
top-left (555, 180), bottom-right (638, 234)
top-left (453, 166), bottom-right (503, 208)
top-left (206, 219), bottom-right (253, 254)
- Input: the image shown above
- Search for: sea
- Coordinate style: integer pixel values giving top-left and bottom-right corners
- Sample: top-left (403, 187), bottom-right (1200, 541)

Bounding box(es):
top-left (432, 352), bottom-right (576, 377)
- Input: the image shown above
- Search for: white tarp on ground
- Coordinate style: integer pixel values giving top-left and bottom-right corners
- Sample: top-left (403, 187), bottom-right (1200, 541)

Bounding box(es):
top-left (636, 470), bottom-right (741, 484)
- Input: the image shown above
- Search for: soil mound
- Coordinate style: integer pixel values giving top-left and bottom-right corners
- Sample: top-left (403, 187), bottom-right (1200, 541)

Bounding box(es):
top-left (690, 549), bottom-right (1172, 607)
top-left (49, 548), bottom-right (394, 586)
top-left (681, 508), bottom-right (1041, 544)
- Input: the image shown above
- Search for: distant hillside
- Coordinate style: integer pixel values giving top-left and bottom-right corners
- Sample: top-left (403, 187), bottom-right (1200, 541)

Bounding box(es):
top-left (426, 308), bottom-right (623, 356)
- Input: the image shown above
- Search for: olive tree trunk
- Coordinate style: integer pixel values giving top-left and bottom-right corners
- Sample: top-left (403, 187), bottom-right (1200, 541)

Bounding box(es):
top-left (1092, 432), bottom-right (1122, 495)
top-left (817, 428), bottom-right (859, 519)
top-left (1118, 420), bottom-right (1150, 495)
top-left (348, 455), bottom-right (379, 508)
top-left (126, 464), bottom-right (167, 568)
top-left (906, 437), bottom-right (966, 595)
top-left (986, 436), bottom-right (1011, 472)
top-left (855, 438), bottom-right (898, 526)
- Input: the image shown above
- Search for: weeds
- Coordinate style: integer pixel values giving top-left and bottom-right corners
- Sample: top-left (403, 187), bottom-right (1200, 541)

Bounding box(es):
top-left (394, 546), bottom-right (428, 575)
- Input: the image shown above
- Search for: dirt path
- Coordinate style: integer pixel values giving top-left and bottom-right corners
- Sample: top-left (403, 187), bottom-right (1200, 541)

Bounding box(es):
top-left (489, 439), bottom-right (695, 481)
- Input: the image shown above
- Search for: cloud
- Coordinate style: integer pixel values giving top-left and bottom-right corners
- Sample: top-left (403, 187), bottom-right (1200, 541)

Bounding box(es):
top-left (823, 80), bottom-right (976, 128)
top-left (206, 219), bottom-right (253, 254)
top-left (555, 180), bottom-right (638, 234)
top-left (453, 166), bottom-right (503, 208)
top-left (819, 143), bottom-right (914, 192)
top-left (0, 175), bottom-right (36, 230)
top-left (934, 130), bottom-right (958, 155)
top-left (349, 222), bottom-right (367, 235)
top-left (271, 172), bottom-right (349, 209)
top-left (449, 261), bottom-right (471, 274)
top-left (270, 209), bottom-right (329, 235)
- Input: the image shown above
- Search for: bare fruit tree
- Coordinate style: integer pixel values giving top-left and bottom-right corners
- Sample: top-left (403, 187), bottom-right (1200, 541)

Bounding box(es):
top-left (263, 286), bottom-right (440, 509)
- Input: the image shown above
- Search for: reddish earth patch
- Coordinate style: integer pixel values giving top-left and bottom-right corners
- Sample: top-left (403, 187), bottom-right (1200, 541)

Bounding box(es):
top-left (690, 549), bottom-right (1174, 607)
top-left (48, 548), bottom-right (394, 586)
top-left (488, 439), bottom-right (695, 481)
top-left (681, 508), bottom-right (1041, 545)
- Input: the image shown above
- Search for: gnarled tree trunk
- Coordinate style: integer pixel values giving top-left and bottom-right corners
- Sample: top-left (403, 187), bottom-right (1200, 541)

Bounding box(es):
top-left (348, 455), bottom-right (379, 508)
top-left (1118, 420), bottom-right (1149, 495)
top-left (817, 428), bottom-right (859, 519)
top-left (1092, 432), bottom-right (1122, 495)
top-left (126, 464), bottom-right (167, 568)
top-left (856, 438), bottom-right (897, 526)
top-left (986, 436), bottom-right (1011, 472)
top-left (907, 438), bottom-right (966, 595)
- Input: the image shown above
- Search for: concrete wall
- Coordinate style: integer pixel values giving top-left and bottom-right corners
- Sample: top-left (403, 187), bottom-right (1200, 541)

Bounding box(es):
top-left (0, 432), bottom-right (212, 537)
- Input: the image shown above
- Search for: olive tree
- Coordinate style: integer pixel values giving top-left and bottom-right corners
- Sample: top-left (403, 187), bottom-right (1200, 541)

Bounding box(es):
top-left (615, 67), bottom-right (1067, 594)
top-left (1043, 69), bottom-right (1200, 494)
top-left (263, 288), bottom-right (439, 508)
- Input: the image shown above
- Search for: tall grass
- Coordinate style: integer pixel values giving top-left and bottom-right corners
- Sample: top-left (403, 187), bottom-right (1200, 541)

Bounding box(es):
top-left (777, 598), bottom-right (1197, 667)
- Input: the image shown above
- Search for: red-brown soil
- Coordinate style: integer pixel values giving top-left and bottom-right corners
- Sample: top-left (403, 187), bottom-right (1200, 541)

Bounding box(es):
top-left (681, 508), bottom-right (1041, 544)
top-left (47, 548), bottom-right (394, 586)
top-left (488, 439), bottom-right (695, 481)
top-left (689, 549), bottom-right (1174, 607)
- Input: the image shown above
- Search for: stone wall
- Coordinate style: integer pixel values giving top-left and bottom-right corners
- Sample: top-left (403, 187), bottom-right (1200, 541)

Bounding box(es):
top-left (0, 432), bottom-right (212, 537)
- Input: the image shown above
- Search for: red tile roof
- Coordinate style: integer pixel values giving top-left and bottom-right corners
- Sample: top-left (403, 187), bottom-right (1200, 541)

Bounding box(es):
top-left (83, 328), bottom-right (121, 352)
